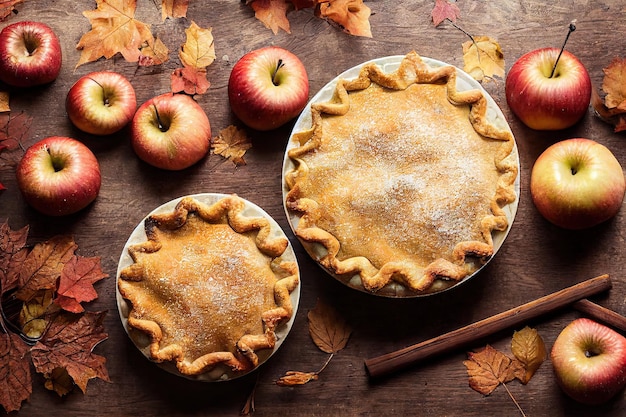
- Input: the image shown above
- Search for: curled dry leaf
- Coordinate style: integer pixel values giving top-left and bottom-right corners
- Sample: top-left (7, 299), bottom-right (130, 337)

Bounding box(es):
top-left (275, 370), bottom-right (319, 386)
top-left (593, 57), bottom-right (626, 132)
top-left (511, 326), bottom-right (546, 384)
top-left (211, 125), bottom-right (253, 166)
top-left (0, 0), bottom-right (23, 21)
top-left (462, 36), bottom-right (505, 82)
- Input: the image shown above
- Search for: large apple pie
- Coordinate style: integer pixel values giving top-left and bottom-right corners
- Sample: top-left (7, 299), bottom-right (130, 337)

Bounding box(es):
top-left (284, 52), bottom-right (518, 297)
top-left (117, 194), bottom-right (299, 380)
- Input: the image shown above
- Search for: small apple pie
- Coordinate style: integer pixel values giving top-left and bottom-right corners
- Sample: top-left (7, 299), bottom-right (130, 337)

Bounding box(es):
top-left (284, 51), bottom-right (518, 297)
top-left (117, 194), bottom-right (299, 380)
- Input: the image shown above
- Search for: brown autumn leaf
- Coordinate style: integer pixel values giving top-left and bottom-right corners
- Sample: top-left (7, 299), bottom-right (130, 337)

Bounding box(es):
top-left (30, 311), bottom-right (110, 395)
top-left (307, 298), bottom-right (351, 354)
top-left (56, 256), bottom-right (109, 314)
top-left (462, 36), bottom-right (505, 82)
top-left (161, 0), bottom-right (189, 21)
top-left (76, 0), bottom-right (166, 68)
top-left (15, 235), bottom-right (77, 302)
top-left (171, 21), bottom-right (215, 95)
top-left (463, 345), bottom-right (525, 396)
top-left (0, 91), bottom-right (9, 113)
top-left (317, 0), bottom-right (372, 38)
top-left (431, 0), bottom-right (461, 27)
top-left (275, 370), bottom-right (319, 386)
top-left (0, 0), bottom-right (23, 21)
top-left (0, 221), bottom-right (29, 293)
top-left (211, 125), bottom-right (252, 166)
top-left (602, 57), bottom-right (626, 111)
top-left (511, 326), bottom-right (546, 384)
top-left (248, 0), bottom-right (292, 35)
top-left (0, 332), bottom-right (32, 413)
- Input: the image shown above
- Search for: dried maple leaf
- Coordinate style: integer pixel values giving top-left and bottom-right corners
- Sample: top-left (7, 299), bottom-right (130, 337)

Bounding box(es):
top-left (161, 0), bottom-right (188, 21)
top-left (317, 0), bottom-right (372, 38)
top-left (0, 112), bottom-right (32, 190)
top-left (275, 370), bottom-right (319, 386)
top-left (602, 57), bottom-right (626, 111)
top-left (211, 125), bottom-right (252, 166)
top-left (462, 36), bottom-right (505, 82)
top-left (76, 0), bottom-right (166, 68)
top-left (0, 0), bottom-right (23, 21)
top-left (15, 235), bottom-right (77, 302)
top-left (463, 345), bottom-right (525, 396)
top-left (30, 311), bottom-right (110, 395)
top-left (56, 256), bottom-right (108, 314)
top-left (308, 298), bottom-right (351, 354)
top-left (248, 0), bottom-right (292, 35)
top-left (171, 21), bottom-right (215, 95)
top-left (138, 36), bottom-right (169, 66)
top-left (431, 0), bottom-right (461, 27)
top-left (0, 332), bottom-right (32, 413)
top-left (0, 221), bottom-right (29, 294)
top-left (511, 326), bottom-right (546, 384)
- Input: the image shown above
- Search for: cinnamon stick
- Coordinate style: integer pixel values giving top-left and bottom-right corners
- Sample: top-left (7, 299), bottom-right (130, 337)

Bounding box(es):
top-left (364, 274), bottom-right (611, 379)
top-left (573, 298), bottom-right (626, 332)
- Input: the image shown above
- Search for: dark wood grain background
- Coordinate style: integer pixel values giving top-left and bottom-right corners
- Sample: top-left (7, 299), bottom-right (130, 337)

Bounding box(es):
top-left (1, 1), bottom-right (626, 416)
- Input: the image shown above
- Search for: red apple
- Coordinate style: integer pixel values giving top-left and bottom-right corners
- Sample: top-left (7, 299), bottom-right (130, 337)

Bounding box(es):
top-left (228, 46), bottom-right (309, 131)
top-left (131, 93), bottom-right (211, 170)
top-left (66, 71), bottom-right (137, 135)
top-left (530, 138), bottom-right (625, 229)
top-left (505, 47), bottom-right (591, 130)
top-left (0, 21), bottom-right (62, 87)
top-left (551, 318), bottom-right (626, 405)
top-left (16, 136), bottom-right (101, 216)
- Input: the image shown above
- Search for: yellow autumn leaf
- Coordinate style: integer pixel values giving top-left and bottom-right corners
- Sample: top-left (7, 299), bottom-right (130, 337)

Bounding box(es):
top-left (462, 36), bottom-right (505, 82)
top-left (511, 326), bottom-right (546, 384)
top-left (0, 91), bottom-right (9, 112)
top-left (19, 289), bottom-right (55, 339)
top-left (179, 21), bottom-right (215, 70)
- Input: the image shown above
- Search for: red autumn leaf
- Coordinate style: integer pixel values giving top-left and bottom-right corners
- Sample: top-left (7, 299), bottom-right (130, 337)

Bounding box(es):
top-left (431, 0), bottom-right (461, 27)
top-left (317, 0), bottom-right (372, 37)
top-left (30, 311), bottom-right (110, 395)
top-left (0, 0), bottom-right (23, 22)
top-left (249, 0), bottom-right (292, 35)
top-left (56, 256), bottom-right (109, 313)
top-left (0, 221), bottom-right (29, 294)
top-left (0, 332), bottom-right (32, 413)
top-left (15, 235), bottom-right (77, 302)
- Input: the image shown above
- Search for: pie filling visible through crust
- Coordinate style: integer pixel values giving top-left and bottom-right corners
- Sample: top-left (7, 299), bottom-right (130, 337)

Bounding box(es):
top-left (284, 51), bottom-right (518, 296)
top-left (118, 195), bottom-right (299, 377)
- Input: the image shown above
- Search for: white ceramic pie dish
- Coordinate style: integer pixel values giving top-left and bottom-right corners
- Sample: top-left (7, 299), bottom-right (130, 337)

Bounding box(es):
top-left (282, 55), bottom-right (520, 298)
top-left (116, 193), bottom-right (300, 381)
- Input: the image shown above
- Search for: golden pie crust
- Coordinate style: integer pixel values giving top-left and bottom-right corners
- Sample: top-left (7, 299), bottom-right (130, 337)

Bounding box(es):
top-left (117, 194), bottom-right (299, 379)
top-left (284, 52), bottom-right (518, 296)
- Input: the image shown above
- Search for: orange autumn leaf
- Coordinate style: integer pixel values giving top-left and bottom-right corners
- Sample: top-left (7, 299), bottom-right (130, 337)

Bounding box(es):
top-left (161, 0), bottom-right (189, 21)
top-left (30, 311), bottom-right (110, 395)
top-left (171, 21), bottom-right (215, 95)
top-left (0, 332), bottom-right (32, 413)
top-left (462, 36), bottom-right (505, 82)
top-left (138, 36), bottom-right (169, 66)
top-left (211, 125), bottom-right (252, 166)
top-left (0, 92), bottom-right (8, 113)
top-left (511, 326), bottom-right (546, 384)
top-left (248, 0), bottom-right (292, 35)
top-left (602, 57), bottom-right (626, 112)
top-left (0, 0), bottom-right (23, 21)
top-left (56, 256), bottom-right (109, 313)
top-left (463, 345), bottom-right (525, 396)
top-left (76, 0), bottom-right (166, 68)
top-left (275, 370), bottom-right (319, 386)
top-left (317, 0), bottom-right (372, 38)
top-left (307, 298), bottom-right (351, 354)
top-left (431, 0), bottom-right (461, 27)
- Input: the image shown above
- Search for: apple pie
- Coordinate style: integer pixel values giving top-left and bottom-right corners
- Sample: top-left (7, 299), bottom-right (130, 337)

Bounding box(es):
top-left (284, 51), bottom-right (518, 297)
top-left (117, 194), bottom-right (299, 379)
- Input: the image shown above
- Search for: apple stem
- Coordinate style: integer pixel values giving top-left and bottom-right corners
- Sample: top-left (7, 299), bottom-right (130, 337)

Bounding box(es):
top-left (549, 22), bottom-right (576, 79)
top-left (152, 104), bottom-right (167, 132)
top-left (89, 77), bottom-right (110, 106)
top-left (272, 59), bottom-right (285, 86)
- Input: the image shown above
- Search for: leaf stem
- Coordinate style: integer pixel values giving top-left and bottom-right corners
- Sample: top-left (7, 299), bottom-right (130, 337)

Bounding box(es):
top-left (549, 22), bottom-right (576, 78)
top-left (502, 382), bottom-right (527, 417)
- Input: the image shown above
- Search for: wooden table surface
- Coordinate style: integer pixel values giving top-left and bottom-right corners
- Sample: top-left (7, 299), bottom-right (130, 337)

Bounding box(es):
top-left (2, 1), bottom-right (626, 416)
